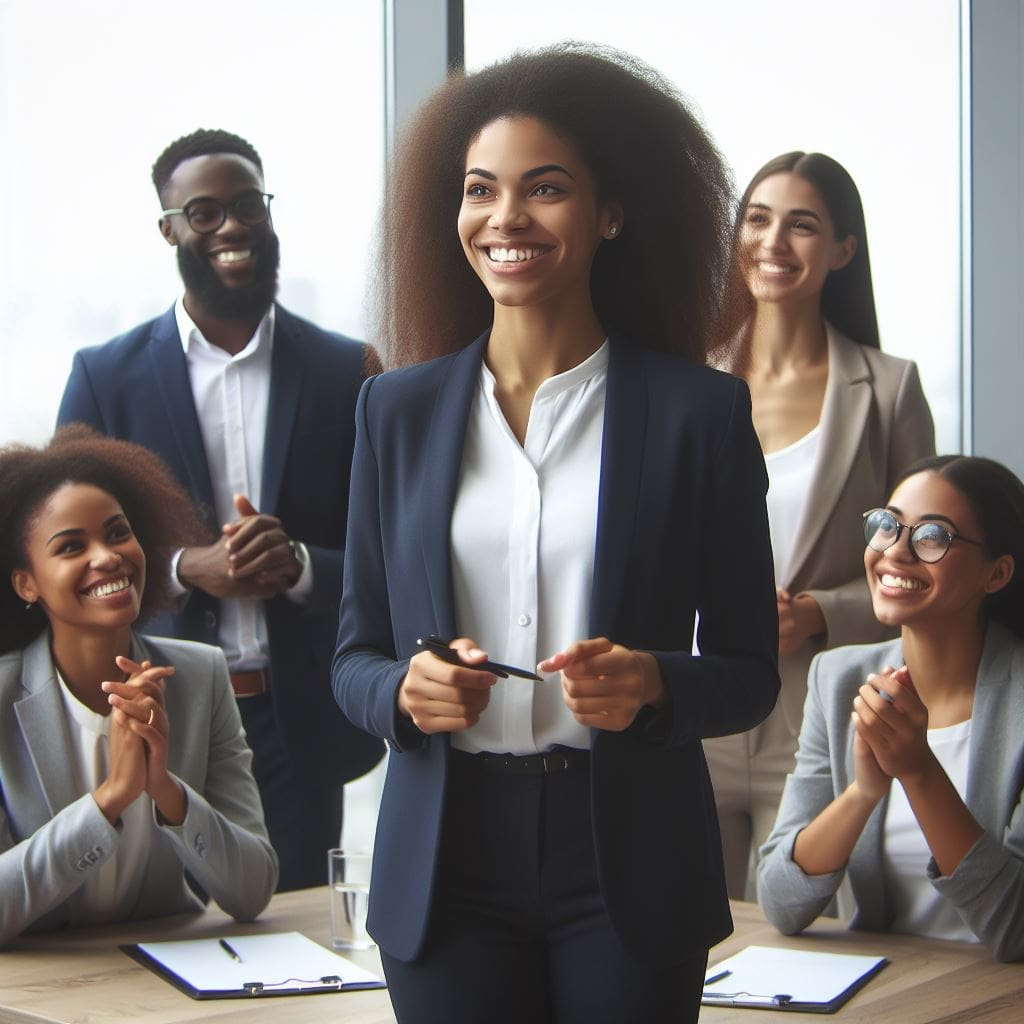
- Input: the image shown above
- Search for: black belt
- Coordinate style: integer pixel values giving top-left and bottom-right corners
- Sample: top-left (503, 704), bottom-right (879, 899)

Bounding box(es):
top-left (452, 746), bottom-right (590, 775)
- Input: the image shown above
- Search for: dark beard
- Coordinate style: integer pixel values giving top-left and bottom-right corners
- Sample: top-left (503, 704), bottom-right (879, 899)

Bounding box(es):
top-left (177, 230), bottom-right (280, 321)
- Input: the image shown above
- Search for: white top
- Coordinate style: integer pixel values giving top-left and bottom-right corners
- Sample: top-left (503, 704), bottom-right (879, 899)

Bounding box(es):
top-left (764, 425), bottom-right (821, 584)
top-left (881, 717), bottom-right (974, 942)
top-left (57, 673), bottom-right (152, 925)
top-left (450, 342), bottom-right (608, 755)
top-left (171, 299), bottom-right (311, 670)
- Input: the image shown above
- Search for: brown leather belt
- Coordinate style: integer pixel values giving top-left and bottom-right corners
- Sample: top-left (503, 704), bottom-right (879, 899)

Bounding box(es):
top-left (229, 670), bottom-right (267, 698)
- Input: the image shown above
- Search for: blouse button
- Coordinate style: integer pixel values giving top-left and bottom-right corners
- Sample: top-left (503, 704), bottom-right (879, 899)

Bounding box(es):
top-left (517, 614), bottom-right (531, 627)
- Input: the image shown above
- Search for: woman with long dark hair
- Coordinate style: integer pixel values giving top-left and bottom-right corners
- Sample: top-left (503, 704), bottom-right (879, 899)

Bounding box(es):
top-left (332, 43), bottom-right (779, 1023)
top-left (0, 425), bottom-right (276, 945)
top-left (760, 455), bottom-right (1024, 962)
top-left (704, 152), bottom-right (935, 898)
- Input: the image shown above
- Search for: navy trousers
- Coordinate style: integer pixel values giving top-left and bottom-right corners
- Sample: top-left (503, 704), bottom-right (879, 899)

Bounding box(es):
top-left (237, 692), bottom-right (343, 891)
top-left (381, 751), bottom-right (707, 1023)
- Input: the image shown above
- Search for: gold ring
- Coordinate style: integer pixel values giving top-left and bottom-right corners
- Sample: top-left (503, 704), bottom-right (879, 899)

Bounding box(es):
top-left (600, 710), bottom-right (610, 717)
top-left (147, 707), bottom-right (155, 726)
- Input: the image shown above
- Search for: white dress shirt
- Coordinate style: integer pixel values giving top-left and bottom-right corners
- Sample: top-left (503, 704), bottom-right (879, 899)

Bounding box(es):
top-left (450, 342), bottom-right (608, 755)
top-left (172, 299), bottom-right (311, 671)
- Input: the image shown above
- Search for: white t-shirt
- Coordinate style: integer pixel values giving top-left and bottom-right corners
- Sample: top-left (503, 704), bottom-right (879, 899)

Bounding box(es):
top-left (881, 718), bottom-right (974, 942)
top-left (764, 425), bottom-right (821, 585)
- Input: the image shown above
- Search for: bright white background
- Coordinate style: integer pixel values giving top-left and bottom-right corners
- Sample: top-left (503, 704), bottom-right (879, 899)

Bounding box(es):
top-left (465, 0), bottom-right (963, 453)
top-left (0, 1), bottom-right (963, 451)
top-left (0, 0), bottom-right (384, 445)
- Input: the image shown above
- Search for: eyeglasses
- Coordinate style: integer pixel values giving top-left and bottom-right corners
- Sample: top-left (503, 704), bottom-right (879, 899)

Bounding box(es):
top-left (160, 190), bottom-right (273, 234)
top-left (862, 508), bottom-right (985, 564)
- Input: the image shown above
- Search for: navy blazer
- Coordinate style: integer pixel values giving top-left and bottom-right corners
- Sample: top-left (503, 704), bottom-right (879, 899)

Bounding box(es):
top-left (332, 333), bottom-right (780, 965)
top-left (57, 304), bottom-right (384, 783)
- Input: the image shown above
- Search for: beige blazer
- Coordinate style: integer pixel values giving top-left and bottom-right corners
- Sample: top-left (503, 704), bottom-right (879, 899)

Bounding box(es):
top-left (730, 324), bottom-right (935, 732)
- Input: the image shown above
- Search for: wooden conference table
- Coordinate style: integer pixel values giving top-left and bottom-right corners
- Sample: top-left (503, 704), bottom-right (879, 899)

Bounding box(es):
top-left (1, 890), bottom-right (1021, 1023)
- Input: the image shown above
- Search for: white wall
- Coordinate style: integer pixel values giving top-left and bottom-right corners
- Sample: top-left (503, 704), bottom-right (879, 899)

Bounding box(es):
top-left (465, 0), bottom-right (963, 454)
top-left (0, 0), bottom-right (384, 445)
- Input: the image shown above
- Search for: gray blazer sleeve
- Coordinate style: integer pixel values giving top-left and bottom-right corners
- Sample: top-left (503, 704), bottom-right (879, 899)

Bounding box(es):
top-left (756, 647), bottom-right (859, 934)
top-left (152, 639), bottom-right (278, 921)
top-left (0, 793), bottom-right (124, 947)
top-left (0, 635), bottom-right (277, 947)
top-left (759, 628), bottom-right (1024, 961)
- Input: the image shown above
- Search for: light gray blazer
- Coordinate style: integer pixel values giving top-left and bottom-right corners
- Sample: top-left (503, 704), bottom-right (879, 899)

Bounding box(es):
top-left (758, 623), bottom-right (1024, 962)
top-left (0, 631), bottom-right (278, 947)
top-left (773, 325), bottom-right (934, 733)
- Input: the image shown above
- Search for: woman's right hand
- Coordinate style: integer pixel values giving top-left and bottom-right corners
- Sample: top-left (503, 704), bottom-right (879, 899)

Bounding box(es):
top-left (397, 638), bottom-right (498, 734)
top-left (92, 710), bottom-right (147, 825)
top-left (850, 666), bottom-right (900, 803)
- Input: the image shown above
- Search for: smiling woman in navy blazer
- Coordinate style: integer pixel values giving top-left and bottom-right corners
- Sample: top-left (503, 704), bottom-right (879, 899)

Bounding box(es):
top-left (332, 44), bottom-right (779, 1024)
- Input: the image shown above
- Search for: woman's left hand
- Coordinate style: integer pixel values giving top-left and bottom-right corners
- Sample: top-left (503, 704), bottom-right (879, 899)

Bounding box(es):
top-left (851, 665), bottom-right (934, 783)
top-left (102, 657), bottom-right (187, 824)
top-left (539, 637), bottom-right (666, 731)
top-left (777, 589), bottom-right (825, 656)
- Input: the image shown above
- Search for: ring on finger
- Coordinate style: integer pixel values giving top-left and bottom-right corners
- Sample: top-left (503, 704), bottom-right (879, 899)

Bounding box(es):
top-left (147, 707), bottom-right (155, 726)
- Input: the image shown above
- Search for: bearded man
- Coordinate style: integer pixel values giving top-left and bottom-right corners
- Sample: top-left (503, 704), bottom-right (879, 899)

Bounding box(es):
top-left (57, 129), bottom-right (383, 891)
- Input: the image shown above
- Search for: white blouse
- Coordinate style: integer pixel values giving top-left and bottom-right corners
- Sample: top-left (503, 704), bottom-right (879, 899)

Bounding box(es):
top-left (449, 342), bottom-right (608, 755)
top-left (881, 718), bottom-right (974, 942)
top-left (765, 425), bottom-right (821, 585)
top-left (57, 674), bottom-right (152, 925)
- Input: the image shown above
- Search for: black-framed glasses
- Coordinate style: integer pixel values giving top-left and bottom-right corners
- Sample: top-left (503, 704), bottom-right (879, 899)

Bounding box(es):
top-left (160, 190), bottom-right (273, 234)
top-left (862, 508), bottom-right (985, 564)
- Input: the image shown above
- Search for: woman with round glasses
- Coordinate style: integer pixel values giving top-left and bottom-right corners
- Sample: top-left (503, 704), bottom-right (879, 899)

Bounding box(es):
top-left (703, 152), bottom-right (935, 899)
top-left (0, 426), bottom-right (277, 946)
top-left (758, 454), bottom-right (1024, 961)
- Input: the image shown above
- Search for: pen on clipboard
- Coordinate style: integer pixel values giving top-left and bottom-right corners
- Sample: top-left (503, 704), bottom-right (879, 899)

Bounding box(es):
top-left (417, 635), bottom-right (543, 681)
top-left (703, 968), bottom-right (731, 986)
top-left (219, 938), bottom-right (243, 963)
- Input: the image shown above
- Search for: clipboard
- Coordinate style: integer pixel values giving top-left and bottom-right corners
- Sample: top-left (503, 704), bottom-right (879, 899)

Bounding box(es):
top-left (702, 945), bottom-right (887, 1013)
top-left (122, 930), bottom-right (386, 1000)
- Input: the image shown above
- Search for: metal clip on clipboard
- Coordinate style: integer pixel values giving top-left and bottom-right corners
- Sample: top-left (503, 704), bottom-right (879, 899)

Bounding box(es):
top-left (243, 975), bottom-right (344, 995)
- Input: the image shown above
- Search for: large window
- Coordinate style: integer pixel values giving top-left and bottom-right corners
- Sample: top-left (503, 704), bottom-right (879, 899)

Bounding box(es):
top-left (0, 0), bottom-right (384, 445)
top-left (465, 0), bottom-right (963, 453)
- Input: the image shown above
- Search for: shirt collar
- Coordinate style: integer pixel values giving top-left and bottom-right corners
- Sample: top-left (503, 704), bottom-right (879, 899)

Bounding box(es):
top-left (174, 296), bottom-right (275, 361)
top-left (479, 338), bottom-right (610, 397)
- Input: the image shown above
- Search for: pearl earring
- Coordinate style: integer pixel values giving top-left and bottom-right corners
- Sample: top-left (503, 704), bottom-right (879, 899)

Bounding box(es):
top-left (607, 223), bottom-right (618, 237)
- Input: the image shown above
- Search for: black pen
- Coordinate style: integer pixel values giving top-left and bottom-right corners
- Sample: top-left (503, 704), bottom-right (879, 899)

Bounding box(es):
top-left (417, 635), bottom-right (543, 681)
top-left (219, 938), bottom-right (243, 963)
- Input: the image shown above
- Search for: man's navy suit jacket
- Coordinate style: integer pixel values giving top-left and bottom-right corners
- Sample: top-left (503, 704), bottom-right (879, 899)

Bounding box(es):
top-left (58, 303), bottom-right (384, 783)
top-left (332, 333), bottom-right (780, 966)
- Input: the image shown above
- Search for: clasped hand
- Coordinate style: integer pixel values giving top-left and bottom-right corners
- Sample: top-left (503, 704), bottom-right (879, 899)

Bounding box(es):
top-left (399, 636), bottom-right (664, 735)
top-left (851, 665), bottom-right (932, 801)
top-left (177, 494), bottom-right (302, 600)
top-left (95, 657), bottom-right (185, 825)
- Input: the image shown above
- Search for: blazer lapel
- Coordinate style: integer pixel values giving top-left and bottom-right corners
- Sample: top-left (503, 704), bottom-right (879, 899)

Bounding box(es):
top-left (785, 326), bottom-right (872, 588)
top-left (14, 634), bottom-right (80, 817)
top-left (147, 307), bottom-right (216, 516)
top-left (261, 306), bottom-right (303, 515)
top-left (966, 624), bottom-right (1017, 827)
top-left (419, 335), bottom-right (489, 639)
top-left (589, 338), bottom-right (645, 637)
